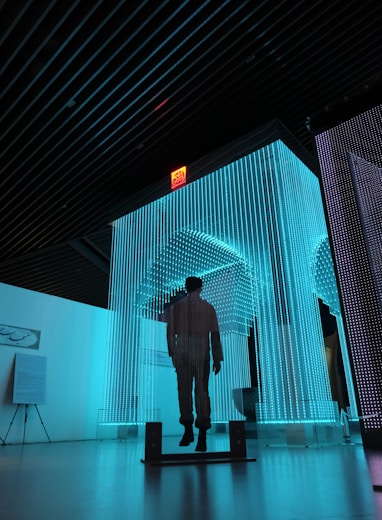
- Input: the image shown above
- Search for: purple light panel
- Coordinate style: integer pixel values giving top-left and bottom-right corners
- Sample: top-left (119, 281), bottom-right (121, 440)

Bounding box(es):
top-left (315, 105), bottom-right (382, 444)
top-left (348, 153), bottom-right (382, 313)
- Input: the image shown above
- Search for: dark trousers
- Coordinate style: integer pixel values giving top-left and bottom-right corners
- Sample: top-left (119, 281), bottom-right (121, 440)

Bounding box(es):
top-left (175, 352), bottom-right (211, 430)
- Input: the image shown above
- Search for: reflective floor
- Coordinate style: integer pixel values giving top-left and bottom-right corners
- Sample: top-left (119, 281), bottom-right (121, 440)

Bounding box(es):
top-left (1, 435), bottom-right (382, 520)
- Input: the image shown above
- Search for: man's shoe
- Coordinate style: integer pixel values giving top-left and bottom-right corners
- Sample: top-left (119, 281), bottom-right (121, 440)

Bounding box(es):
top-left (195, 430), bottom-right (207, 452)
top-left (179, 428), bottom-right (194, 446)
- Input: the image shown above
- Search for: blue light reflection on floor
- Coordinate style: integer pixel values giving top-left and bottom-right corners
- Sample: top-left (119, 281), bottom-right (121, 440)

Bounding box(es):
top-left (0, 437), bottom-right (380, 520)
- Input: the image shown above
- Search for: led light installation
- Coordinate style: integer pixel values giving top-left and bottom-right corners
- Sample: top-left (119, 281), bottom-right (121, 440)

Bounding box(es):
top-left (348, 153), bottom-right (382, 313)
top-left (315, 105), bottom-right (382, 447)
top-left (103, 137), bottom-right (350, 430)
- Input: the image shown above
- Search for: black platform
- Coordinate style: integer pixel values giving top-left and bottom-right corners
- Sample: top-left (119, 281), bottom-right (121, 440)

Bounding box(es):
top-left (141, 421), bottom-right (257, 466)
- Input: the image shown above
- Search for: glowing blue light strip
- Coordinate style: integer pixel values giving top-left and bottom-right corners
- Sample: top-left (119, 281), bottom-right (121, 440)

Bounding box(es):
top-left (102, 139), bottom-right (350, 426)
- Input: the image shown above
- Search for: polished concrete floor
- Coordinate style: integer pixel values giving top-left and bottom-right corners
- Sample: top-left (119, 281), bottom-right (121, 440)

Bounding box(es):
top-left (1, 434), bottom-right (382, 520)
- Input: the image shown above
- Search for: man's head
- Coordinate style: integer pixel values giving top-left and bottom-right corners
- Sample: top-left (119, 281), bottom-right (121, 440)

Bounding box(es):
top-left (185, 276), bottom-right (203, 293)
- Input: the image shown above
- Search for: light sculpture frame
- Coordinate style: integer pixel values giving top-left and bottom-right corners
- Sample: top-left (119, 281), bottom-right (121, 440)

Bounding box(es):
top-left (102, 121), bottom-right (354, 442)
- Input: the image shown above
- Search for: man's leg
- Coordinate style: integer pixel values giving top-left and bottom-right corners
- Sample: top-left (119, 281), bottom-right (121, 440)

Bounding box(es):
top-left (194, 356), bottom-right (211, 452)
top-left (175, 357), bottom-right (194, 446)
top-left (325, 329), bottom-right (345, 411)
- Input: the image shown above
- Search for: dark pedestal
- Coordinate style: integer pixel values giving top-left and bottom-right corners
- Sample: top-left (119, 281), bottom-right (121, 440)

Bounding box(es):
top-left (141, 420), bottom-right (256, 466)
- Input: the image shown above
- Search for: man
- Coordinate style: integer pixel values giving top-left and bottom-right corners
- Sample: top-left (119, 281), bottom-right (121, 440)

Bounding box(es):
top-left (167, 276), bottom-right (223, 452)
top-left (319, 299), bottom-right (346, 411)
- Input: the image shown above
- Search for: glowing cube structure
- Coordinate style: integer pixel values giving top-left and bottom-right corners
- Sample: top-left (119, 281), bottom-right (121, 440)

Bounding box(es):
top-left (102, 122), bottom-right (355, 436)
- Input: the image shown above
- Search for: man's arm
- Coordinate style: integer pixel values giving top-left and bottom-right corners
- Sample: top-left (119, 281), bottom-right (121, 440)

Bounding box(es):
top-left (166, 306), bottom-right (175, 357)
top-left (210, 307), bottom-right (223, 374)
top-left (211, 331), bottom-right (222, 374)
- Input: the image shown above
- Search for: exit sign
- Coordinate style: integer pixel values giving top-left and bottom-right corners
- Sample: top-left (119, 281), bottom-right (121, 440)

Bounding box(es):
top-left (170, 166), bottom-right (187, 190)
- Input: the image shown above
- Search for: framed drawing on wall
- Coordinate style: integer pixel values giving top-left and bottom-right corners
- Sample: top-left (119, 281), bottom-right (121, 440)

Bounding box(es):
top-left (0, 324), bottom-right (41, 349)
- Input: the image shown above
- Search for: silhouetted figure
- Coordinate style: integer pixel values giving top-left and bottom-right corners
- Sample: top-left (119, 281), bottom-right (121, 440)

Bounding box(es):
top-left (319, 299), bottom-right (346, 412)
top-left (167, 277), bottom-right (223, 452)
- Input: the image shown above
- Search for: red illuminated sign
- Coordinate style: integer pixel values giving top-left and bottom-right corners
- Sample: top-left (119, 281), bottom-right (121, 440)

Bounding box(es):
top-left (171, 166), bottom-right (187, 190)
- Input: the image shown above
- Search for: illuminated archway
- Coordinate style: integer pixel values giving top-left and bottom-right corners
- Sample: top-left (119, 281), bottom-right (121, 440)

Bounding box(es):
top-left (102, 137), bottom-right (347, 438)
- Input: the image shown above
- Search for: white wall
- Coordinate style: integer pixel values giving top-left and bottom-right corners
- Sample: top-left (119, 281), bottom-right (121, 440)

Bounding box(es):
top-left (0, 282), bottom-right (109, 443)
top-left (138, 318), bottom-right (180, 435)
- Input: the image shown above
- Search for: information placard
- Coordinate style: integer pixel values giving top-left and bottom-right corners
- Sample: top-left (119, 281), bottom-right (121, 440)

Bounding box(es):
top-left (13, 353), bottom-right (47, 405)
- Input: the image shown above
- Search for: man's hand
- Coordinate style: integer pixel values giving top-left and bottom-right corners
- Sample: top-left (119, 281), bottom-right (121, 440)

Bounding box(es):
top-left (213, 361), bottom-right (221, 375)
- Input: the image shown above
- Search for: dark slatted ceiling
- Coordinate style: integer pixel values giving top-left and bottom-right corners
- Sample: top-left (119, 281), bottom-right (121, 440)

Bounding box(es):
top-left (0, 0), bottom-right (381, 308)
